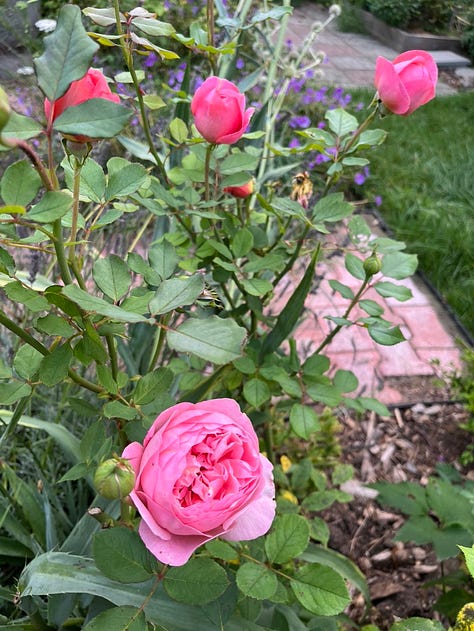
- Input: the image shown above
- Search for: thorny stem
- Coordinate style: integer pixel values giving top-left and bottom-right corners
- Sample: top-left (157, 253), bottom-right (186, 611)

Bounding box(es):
top-left (135, 570), bottom-right (169, 619)
top-left (4, 138), bottom-right (73, 284)
top-left (314, 275), bottom-right (370, 354)
top-left (0, 310), bottom-right (103, 394)
top-left (204, 143), bottom-right (214, 202)
top-left (128, 213), bottom-right (153, 253)
top-left (68, 157), bottom-right (82, 263)
top-left (5, 138), bottom-right (54, 191)
top-left (207, 0), bottom-right (215, 49)
top-left (113, 0), bottom-right (168, 185)
top-left (106, 333), bottom-right (119, 381)
top-left (53, 219), bottom-right (74, 285)
top-left (146, 313), bottom-right (171, 373)
top-left (273, 223), bottom-right (311, 287)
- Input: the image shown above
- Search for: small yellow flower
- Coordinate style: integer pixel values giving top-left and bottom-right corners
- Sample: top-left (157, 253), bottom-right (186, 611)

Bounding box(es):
top-left (454, 602), bottom-right (474, 631)
top-left (280, 455), bottom-right (292, 473)
top-left (280, 490), bottom-right (298, 505)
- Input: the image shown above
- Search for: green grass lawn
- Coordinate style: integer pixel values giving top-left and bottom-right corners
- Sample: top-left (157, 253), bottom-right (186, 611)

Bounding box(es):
top-left (357, 89), bottom-right (474, 338)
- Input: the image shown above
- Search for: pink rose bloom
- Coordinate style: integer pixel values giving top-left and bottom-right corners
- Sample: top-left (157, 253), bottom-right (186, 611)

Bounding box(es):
top-left (374, 50), bottom-right (438, 116)
top-left (223, 179), bottom-right (254, 199)
top-left (122, 399), bottom-right (275, 566)
top-left (44, 68), bottom-right (120, 140)
top-left (191, 76), bottom-right (254, 144)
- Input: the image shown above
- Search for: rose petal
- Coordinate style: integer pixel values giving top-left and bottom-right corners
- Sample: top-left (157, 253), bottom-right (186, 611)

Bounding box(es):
top-left (374, 56), bottom-right (410, 115)
top-left (222, 455), bottom-right (275, 540)
top-left (139, 518), bottom-right (211, 566)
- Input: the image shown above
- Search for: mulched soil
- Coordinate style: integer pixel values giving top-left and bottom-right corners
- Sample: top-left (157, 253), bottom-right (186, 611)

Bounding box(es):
top-left (326, 381), bottom-right (473, 629)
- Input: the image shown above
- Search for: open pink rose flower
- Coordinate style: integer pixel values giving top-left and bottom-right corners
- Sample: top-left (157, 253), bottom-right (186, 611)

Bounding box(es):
top-left (374, 50), bottom-right (438, 115)
top-left (44, 68), bottom-right (120, 140)
top-left (191, 76), bottom-right (254, 144)
top-left (122, 399), bottom-right (275, 566)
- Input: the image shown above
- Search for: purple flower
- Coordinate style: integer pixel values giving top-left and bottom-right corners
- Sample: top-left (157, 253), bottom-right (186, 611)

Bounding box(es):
top-left (314, 87), bottom-right (328, 102)
top-left (287, 77), bottom-right (305, 93)
top-left (314, 153), bottom-right (330, 164)
top-left (289, 138), bottom-right (300, 148)
top-left (144, 52), bottom-right (158, 68)
top-left (236, 58), bottom-right (244, 70)
top-left (374, 195), bottom-right (382, 206)
top-left (354, 166), bottom-right (370, 185)
top-left (289, 115), bottom-right (311, 129)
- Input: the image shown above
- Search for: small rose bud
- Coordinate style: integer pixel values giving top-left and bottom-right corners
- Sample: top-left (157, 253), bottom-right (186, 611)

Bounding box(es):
top-left (363, 252), bottom-right (382, 277)
top-left (223, 179), bottom-right (254, 199)
top-left (94, 457), bottom-right (135, 500)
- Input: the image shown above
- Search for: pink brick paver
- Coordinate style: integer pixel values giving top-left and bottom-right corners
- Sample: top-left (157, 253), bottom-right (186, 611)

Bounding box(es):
top-left (271, 244), bottom-right (465, 406)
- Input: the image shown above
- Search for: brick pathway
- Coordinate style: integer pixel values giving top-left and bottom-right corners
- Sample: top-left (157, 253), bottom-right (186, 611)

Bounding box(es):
top-left (274, 6), bottom-right (467, 405)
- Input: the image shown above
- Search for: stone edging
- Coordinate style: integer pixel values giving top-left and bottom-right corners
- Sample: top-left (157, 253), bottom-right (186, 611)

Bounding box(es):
top-left (360, 9), bottom-right (463, 54)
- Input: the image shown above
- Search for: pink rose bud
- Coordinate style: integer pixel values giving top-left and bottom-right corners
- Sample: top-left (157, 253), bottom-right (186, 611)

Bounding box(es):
top-left (191, 76), bottom-right (254, 144)
top-left (122, 399), bottom-right (275, 566)
top-left (44, 68), bottom-right (121, 141)
top-left (223, 179), bottom-right (254, 198)
top-left (374, 50), bottom-right (438, 116)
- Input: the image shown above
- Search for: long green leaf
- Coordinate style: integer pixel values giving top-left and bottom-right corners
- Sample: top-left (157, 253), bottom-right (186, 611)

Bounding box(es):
top-left (34, 4), bottom-right (98, 101)
top-left (19, 552), bottom-right (232, 630)
top-left (62, 285), bottom-right (149, 323)
top-left (298, 543), bottom-right (370, 607)
top-left (53, 99), bottom-right (131, 139)
top-left (167, 316), bottom-right (246, 364)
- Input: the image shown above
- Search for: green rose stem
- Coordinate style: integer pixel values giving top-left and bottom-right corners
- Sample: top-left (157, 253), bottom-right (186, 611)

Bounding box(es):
top-left (113, 0), bottom-right (169, 186)
top-left (146, 313), bottom-right (171, 373)
top-left (326, 103), bottom-right (380, 182)
top-left (4, 137), bottom-right (73, 285)
top-left (0, 310), bottom-right (103, 399)
top-left (68, 154), bottom-right (84, 266)
top-left (206, 0), bottom-right (215, 49)
top-left (204, 143), bottom-right (215, 202)
top-left (314, 274), bottom-right (371, 355)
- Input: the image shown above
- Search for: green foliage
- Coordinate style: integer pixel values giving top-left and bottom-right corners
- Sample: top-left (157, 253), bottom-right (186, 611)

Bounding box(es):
top-left (365, 0), bottom-right (457, 32)
top-left (0, 1), bottom-right (435, 629)
top-left (449, 345), bottom-right (474, 465)
top-left (372, 474), bottom-right (474, 560)
top-left (366, 0), bottom-right (419, 29)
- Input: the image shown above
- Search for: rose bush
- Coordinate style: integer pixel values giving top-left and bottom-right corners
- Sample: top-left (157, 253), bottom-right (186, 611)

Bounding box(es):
top-left (374, 49), bottom-right (438, 115)
top-left (122, 399), bottom-right (275, 566)
top-left (44, 67), bottom-right (120, 139)
top-left (191, 76), bottom-right (254, 144)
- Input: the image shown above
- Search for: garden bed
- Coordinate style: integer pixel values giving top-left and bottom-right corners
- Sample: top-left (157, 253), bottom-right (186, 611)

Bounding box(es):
top-left (330, 394), bottom-right (471, 628)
